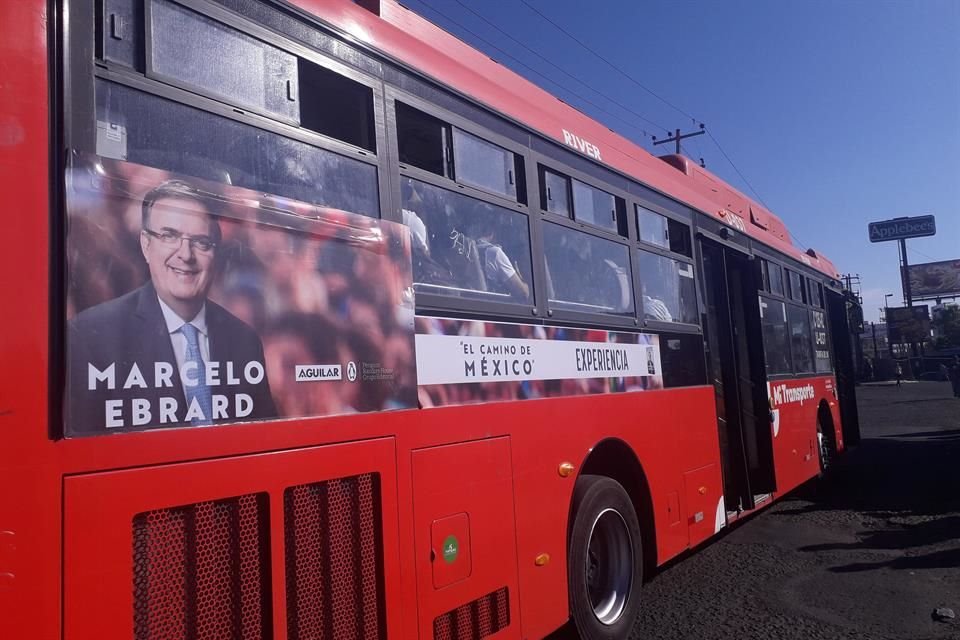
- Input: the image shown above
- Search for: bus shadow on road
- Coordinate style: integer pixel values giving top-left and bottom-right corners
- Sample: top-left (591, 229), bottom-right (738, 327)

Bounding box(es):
top-left (773, 429), bottom-right (960, 573)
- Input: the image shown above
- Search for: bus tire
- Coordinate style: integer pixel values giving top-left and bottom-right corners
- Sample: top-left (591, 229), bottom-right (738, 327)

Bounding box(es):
top-left (568, 474), bottom-right (644, 640)
top-left (816, 413), bottom-right (833, 476)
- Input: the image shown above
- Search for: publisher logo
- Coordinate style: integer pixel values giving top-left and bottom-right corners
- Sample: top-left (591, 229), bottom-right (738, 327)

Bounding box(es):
top-left (295, 364), bottom-right (342, 382)
top-left (346, 361), bottom-right (358, 382)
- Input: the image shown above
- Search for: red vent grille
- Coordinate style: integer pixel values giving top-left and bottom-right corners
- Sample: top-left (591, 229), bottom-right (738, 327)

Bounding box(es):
top-left (132, 493), bottom-right (272, 640)
top-left (284, 473), bottom-right (385, 640)
top-left (433, 588), bottom-right (510, 640)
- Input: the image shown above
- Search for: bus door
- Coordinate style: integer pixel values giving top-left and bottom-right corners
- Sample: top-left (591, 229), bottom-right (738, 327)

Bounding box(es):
top-left (826, 290), bottom-right (861, 446)
top-left (700, 239), bottom-right (777, 512)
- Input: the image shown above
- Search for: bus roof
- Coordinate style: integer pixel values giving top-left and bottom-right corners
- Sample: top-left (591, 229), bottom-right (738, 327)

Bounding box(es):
top-left (291, 0), bottom-right (840, 280)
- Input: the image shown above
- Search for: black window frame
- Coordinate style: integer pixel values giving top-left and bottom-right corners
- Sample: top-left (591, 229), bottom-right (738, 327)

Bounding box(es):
top-left (786, 268), bottom-right (807, 304)
top-left (630, 195), bottom-right (699, 332)
top-left (144, 0), bottom-right (303, 127)
top-left (759, 294), bottom-right (793, 376)
top-left (537, 162), bottom-right (626, 236)
top-left (539, 165), bottom-right (573, 217)
top-left (540, 217), bottom-right (637, 322)
top-left (785, 301), bottom-right (816, 374)
top-left (635, 202), bottom-right (692, 258)
top-left (394, 97), bottom-right (527, 205)
top-left (387, 89), bottom-right (540, 321)
top-left (635, 246), bottom-right (699, 327)
top-left (532, 154), bottom-right (641, 330)
top-left (68, 0), bottom-right (389, 203)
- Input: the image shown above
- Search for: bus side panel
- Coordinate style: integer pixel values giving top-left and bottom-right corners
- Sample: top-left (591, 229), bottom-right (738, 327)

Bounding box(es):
top-left (505, 385), bottom-right (719, 640)
top-left (768, 375), bottom-right (836, 494)
top-left (0, 0), bottom-right (55, 638)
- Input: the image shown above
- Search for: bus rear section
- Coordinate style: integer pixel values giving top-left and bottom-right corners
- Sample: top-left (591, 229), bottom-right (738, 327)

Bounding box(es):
top-left (0, 1), bottom-right (858, 639)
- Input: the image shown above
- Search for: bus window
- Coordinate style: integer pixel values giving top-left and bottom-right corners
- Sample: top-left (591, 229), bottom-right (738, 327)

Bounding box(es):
top-left (150, 0), bottom-right (299, 123)
top-left (299, 59), bottom-right (376, 152)
top-left (572, 179), bottom-right (619, 233)
top-left (788, 270), bottom-right (806, 303)
top-left (787, 303), bottom-right (815, 372)
top-left (636, 250), bottom-right (698, 324)
top-left (768, 261), bottom-right (785, 296)
top-left (540, 167), bottom-right (571, 216)
top-left (396, 102), bottom-right (450, 177)
top-left (97, 0), bottom-right (144, 70)
top-left (542, 223), bottom-right (633, 315)
top-left (759, 259), bottom-right (771, 292)
top-left (636, 205), bottom-right (691, 257)
top-left (400, 177), bottom-right (533, 303)
top-left (808, 279), bottom-right (824, 308)
top-left (95, 80), bottom-right (380, 217)
top-left (811, 308), bottom-right (832, 372)
top-left (452, 129), bottom-right (522, 201)
top-left (759, 296), bottom-right (792, 374)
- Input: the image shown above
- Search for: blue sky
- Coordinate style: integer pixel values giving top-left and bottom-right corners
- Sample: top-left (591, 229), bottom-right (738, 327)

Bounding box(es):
top-left (399, 0), bottom-right (960, 322)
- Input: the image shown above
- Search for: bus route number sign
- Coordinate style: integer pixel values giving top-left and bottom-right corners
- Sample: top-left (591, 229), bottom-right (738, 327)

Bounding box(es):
top-left (868, 215), bottom-right (936, 243)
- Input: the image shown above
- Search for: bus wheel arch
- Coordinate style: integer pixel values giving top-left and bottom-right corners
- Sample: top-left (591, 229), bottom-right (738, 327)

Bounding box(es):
top-left (575, 438), bottom-right (657, 576)
top-left (816, 400), bottom-right (836, 473)
top-left (564, 439), bottom-right (655, 638)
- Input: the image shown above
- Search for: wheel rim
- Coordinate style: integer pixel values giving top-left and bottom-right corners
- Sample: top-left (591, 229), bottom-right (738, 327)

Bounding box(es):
top-left (585, 507), bottom-right (633, 625)
top-left (817, 420), bottom-right (830, 470)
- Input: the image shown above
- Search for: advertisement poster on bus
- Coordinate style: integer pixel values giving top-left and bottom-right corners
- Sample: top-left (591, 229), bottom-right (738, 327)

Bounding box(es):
top-left (903, 260), bottom-right (960, 299)
top-left (64, 152), bottom-right (416, 435)
top-left (415, 317), bottom-right (663, 407)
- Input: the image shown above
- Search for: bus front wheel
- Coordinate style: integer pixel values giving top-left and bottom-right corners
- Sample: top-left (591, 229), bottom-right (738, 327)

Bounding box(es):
top-left (568, 475), bottom-right (644, 639)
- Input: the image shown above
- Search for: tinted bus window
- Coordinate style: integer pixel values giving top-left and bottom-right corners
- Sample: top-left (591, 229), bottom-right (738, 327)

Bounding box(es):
top-left (788, 270), bottom-right (805, 303)
top-left (400, 177), bottom-right (532, 303)
top-left (150, 0), bottom-right (299, 122)
top-left (299, 59), bottom-right (376, 152)
top-left (572, 179), bottom-right (618, 232)
top-left (811, 308), bottom-right (832, 372)
top-left (636, 205), bottom-right (691, 257)
top-left (637, 250), bottom-right (697, 324)
top-left (768, 262), bottom-right (785, 296)
top-left (452, 129), bottom-right (520, 201)
top-left (808, 279), bottom-right (824, 308)
top-left (396, 102), bottom-right (449, 177)
top-left (787, 303), bottom-right (814, 372)
top-left (760, 296), bottom-right (791, 374)
top-left (541, 167), bottom-right (571, 216)
top-left (543, 224), bottom-right (633, 315)
top-left (95, 80), bottom-right (380, 217)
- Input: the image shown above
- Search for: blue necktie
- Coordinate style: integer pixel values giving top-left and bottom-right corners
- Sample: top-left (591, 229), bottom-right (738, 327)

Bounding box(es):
top-left (181, 323), bottom-right (213, 425)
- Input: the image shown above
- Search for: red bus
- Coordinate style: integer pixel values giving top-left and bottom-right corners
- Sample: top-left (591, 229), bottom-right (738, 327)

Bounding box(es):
top-left (1, 0), bottom-right (861, 639)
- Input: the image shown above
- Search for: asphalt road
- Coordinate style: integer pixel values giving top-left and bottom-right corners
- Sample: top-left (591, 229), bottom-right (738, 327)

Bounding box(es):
top-left (550, 381), bottom-right (960, 640)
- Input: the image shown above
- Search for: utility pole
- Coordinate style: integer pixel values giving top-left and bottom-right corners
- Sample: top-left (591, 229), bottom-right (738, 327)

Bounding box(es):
top-left (652, 124), bottom-right (706, 155)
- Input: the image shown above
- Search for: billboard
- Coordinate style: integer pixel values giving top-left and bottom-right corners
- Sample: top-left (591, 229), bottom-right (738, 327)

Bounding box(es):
top-left (868, 215), bottom-right (936, 243)
top-left (65, 152), bottom-right (416, 436)
top-left (903, 260), bottom-right (960, 298)
top-left (885, 305), bottom-right (930, 344)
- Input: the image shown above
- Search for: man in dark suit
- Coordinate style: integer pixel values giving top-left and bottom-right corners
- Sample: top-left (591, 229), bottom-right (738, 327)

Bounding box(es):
top-left (67, 180), bottom-right (276, 434)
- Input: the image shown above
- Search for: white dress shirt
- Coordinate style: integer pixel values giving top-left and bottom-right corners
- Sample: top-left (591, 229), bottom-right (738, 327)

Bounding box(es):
top-left (157, 298), bottom-right (210, 388)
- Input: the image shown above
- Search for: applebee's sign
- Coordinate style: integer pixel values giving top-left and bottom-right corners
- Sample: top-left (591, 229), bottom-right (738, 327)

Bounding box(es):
top-left (868, 216), bottom-right (936, 243)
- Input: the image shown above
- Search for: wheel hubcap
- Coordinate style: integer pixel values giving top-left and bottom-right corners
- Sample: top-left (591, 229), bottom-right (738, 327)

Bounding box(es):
top-left (585, 508), bottom-right (633, 625)
top-left (817, 421), bottom-right (830, 470)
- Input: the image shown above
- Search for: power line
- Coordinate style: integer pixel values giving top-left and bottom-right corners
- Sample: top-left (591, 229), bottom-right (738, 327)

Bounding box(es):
top-left (413, 0), bottom-right (659, 144)
top-left (705, 129), bottom-right (769, 210)
top-left (518, 1), bottom-right (784, 236)
top-left (907, 245), bottom-right (943, 263)
top-left (518, 0), bottom-right (697, 122)
top-left (447, 0), bottom-right (669, 134)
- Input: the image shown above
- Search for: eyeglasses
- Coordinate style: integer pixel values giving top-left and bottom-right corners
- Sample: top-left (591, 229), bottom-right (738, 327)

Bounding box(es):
top-left (143, 228), bottom-right (217, 253)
